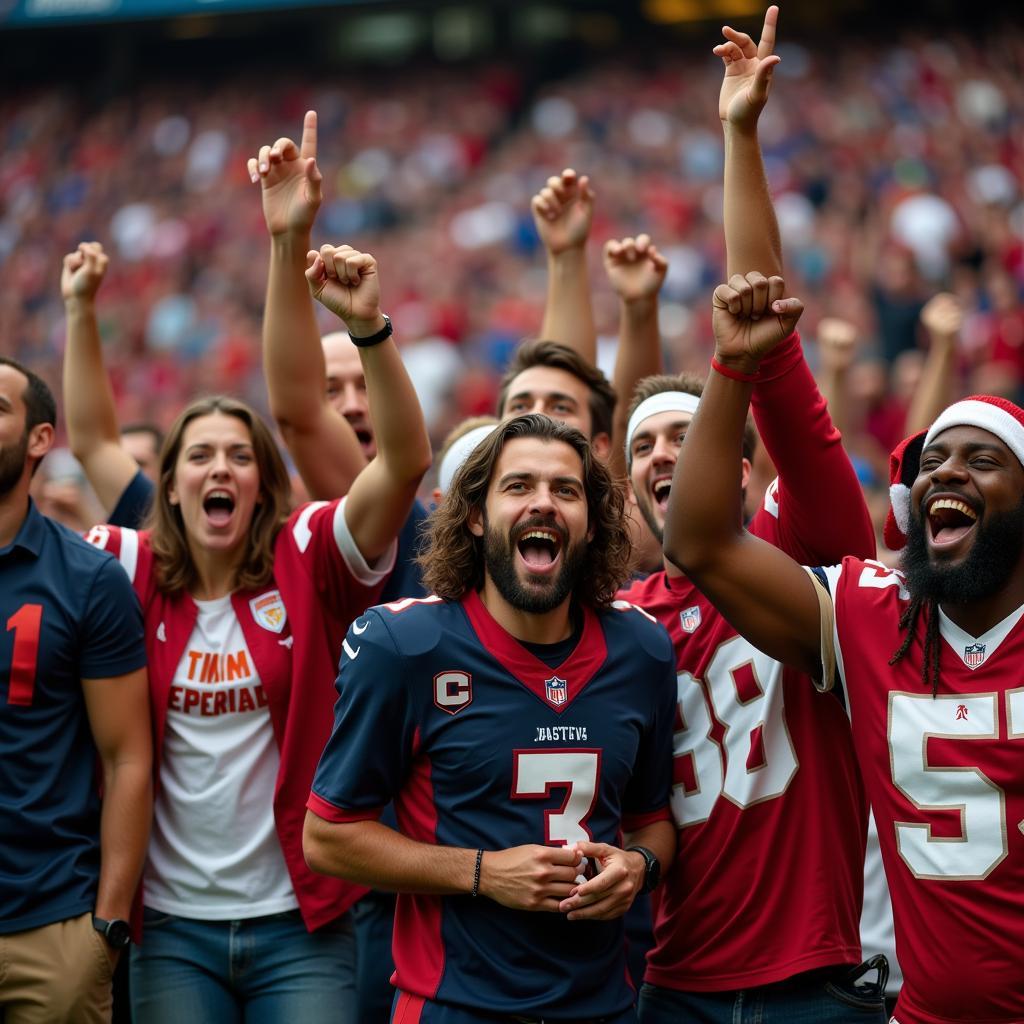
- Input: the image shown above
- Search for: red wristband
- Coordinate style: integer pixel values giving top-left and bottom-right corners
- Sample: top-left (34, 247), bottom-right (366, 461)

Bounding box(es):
top-left (711, 357), bottom-right (761, 383)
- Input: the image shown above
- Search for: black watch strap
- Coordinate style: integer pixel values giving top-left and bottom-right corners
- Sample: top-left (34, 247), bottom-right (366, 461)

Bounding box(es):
top-left (626, 845), bottom-right (661, 894)
top-left (92, 915), bottom-right (132, 949)
top-left (348, 313), bottom-right (393, 348)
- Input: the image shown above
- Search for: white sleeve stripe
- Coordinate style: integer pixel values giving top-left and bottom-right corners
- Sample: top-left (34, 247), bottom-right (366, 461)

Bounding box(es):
top-left (292, 501), bottom-right (330, 554)
top-left (118, 528), bottom-right (139, 583)
top-left (333, 496), bottom-right (398, 586)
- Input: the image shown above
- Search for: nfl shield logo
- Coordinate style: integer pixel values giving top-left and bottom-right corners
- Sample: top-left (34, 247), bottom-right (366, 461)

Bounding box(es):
top-left (964, 643), bottom-right (986, 668)
top-left (249, 590), bottom-right (287, 634)
top-left (680, 606), bottom-right (702, 634)
top-left (545, 676), bottom-right (567, 707)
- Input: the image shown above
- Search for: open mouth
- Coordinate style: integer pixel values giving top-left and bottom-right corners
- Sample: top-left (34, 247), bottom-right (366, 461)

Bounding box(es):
top-left (926, 496), bottom-right (978, 549)
top-left (515, 526), bottom-right (563, 574)
top-left (203, 490), bottom-right (236, 527)
top-left (652, 477), bottom-right (672, 512)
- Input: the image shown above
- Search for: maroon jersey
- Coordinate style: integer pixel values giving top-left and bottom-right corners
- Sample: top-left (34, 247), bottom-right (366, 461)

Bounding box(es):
top-left (823, 558), bottom-right (1024, 1024)
top-left (621, 336), bottom-right (874, 991)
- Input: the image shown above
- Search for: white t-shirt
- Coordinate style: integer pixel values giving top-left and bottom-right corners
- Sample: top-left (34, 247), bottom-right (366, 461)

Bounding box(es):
top-left (145, 595), bottom-right (298, 919)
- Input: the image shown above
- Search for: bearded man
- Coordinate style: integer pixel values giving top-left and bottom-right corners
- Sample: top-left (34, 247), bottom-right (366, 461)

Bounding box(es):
top-left (303, 413), bottom-right (676, 1023)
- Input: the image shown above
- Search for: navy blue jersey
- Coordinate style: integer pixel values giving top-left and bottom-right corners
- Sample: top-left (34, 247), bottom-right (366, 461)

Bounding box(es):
top-left (309, 590), bottom-right (676, 1017)
top-left (0, 500), bottom-right (146, 932)
top-left (108, 468), bottom-right (153, 529)
top-left (380, 499), bottom-right (428, 603)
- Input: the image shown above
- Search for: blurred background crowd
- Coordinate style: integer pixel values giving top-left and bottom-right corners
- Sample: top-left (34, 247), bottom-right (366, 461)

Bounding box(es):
top-left (2, 0), bottom-right (1023, 553)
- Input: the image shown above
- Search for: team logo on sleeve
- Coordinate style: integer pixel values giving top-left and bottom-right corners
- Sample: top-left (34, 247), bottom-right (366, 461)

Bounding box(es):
top-left (249, 591), bottom-right (287, 634)
top-left (680, 606), bottom-right (702, 634)
top-left (434, 671), bottom-right (472, 714)
top-left (544, 675), bottom-right (568, 707)
top-left (963, 643), bottom-right (986, 669)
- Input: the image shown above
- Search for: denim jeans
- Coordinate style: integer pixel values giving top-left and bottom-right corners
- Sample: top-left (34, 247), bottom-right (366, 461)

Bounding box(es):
top-left (130, 907), bottom-right (356, 1024)
top-left (352, 889), bottom-right (398, 1023)
top-left (638, 964), bottom-right (889, 1024)
top-left (392, 990), bottom-right (637, 1024)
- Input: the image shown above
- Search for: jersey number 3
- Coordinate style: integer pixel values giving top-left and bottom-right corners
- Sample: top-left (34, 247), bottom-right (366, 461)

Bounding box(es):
top-left (512, 749), bottom-right (601, 846)
top-left (5, 603), bottom-right (43, 707)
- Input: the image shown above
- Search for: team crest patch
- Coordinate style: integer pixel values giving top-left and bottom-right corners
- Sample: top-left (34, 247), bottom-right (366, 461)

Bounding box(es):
top-left (545, 675), bottom-right (568, 707)
top-left (250, 591), bottom-right (287, 634)
top-left (680, 606), bottom-right (702, 634)
top-left (964, 642), bottom-right (986, 669)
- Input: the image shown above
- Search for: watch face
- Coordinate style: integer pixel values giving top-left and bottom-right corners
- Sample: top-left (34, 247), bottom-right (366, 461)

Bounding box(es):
top-left (105, 919), bottom-right (132, 948)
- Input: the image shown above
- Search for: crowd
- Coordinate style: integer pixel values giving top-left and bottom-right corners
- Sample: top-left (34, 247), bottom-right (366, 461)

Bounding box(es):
top-left (2, 6), bottom-right (1024, 1024)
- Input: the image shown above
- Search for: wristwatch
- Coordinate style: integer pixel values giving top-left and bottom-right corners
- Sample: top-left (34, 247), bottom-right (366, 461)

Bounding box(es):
top-left (92, 915), bottom-right (132, 949)
top-left (626, 846), bottom-right (661, 894)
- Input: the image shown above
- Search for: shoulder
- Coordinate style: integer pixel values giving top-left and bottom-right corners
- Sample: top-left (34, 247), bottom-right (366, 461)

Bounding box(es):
top-left (355, 595), bottom-right (455, 660)
top-left (82, 524), bottom-right (150, 584)
top-left (604, 599), bottom-right (675, 665)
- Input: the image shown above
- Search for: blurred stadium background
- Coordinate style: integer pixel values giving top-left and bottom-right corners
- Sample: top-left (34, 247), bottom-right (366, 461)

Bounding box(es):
top-left (2, 0), bottom-right (1023, 539)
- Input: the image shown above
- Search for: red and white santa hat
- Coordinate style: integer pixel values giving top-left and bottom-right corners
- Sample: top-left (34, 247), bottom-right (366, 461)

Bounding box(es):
top-left (885, 395), bottom-right (1024, 550)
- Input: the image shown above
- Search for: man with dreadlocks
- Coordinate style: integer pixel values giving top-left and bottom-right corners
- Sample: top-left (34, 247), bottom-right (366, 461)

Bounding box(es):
top-left (664, 272), bottom-right (1024, 1024)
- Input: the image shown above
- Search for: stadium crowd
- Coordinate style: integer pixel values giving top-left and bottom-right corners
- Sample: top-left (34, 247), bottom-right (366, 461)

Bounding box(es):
top-left (2, 5), bottom-right (1024, 1024)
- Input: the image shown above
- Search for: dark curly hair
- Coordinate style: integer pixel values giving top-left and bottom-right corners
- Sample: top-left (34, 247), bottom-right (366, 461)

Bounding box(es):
top-left (418, 414), bottom-right (631, 607)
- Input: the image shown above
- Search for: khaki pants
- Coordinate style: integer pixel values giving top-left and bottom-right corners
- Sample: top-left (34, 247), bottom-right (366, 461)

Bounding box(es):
top-left (0, 911), bottom-right (113, 1023)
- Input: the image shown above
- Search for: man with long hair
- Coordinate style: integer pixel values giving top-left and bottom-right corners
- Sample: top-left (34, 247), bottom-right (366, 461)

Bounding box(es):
top-left (304, 414), bottom-right (676, 1022)
top-left (665, 267), bottom-right (1024, 1024)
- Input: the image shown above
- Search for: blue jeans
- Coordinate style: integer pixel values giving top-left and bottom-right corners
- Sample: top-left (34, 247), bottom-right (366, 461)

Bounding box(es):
top-left (638, 966), bottom-right (888, 1024)
top-left (130, 907), bottom-right (356, 1024)
top-left (352, 890), bottom-right (397, 1022)
top-left (392, 990), bottom-right (637, 1023)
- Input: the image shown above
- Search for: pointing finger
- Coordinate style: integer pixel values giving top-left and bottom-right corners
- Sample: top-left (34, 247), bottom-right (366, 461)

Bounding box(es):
top-left (300, 110), bottom-right (318, 160)
top-left (757, 4), bottom-right (779, 60)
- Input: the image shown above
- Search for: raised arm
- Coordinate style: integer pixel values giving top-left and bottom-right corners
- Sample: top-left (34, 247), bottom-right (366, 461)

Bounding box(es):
top-left (605, 234), bottom-right (668, 480)
top-left (663, 273), bottom-right (820, 677)
top-left (249, 111), bottom-right (366, 500)
top-left (305, 244), bottom-right (432, 562)
top-left (532, 168), bottom-right (598, 363)
top-left (717, 5), bottom-right (783, 279)
top-left (814, 317), bottom-right (859, 437)
top-left (905, 293), bottom-right (962, 435)
top-left (61, 242), bottom-right (140, 514)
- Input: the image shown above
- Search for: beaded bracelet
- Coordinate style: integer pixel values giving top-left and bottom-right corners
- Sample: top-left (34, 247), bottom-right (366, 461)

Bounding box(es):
top-left (471, 848), bottom-right (484, 897)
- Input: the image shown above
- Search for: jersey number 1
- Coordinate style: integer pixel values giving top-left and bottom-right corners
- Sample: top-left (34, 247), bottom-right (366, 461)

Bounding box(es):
top-left (6, 603), bottom-right (43, 707)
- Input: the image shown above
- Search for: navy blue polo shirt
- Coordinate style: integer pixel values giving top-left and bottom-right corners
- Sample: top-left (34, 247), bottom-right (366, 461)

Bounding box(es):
top-left (0, 500), bottom-right (146, 933)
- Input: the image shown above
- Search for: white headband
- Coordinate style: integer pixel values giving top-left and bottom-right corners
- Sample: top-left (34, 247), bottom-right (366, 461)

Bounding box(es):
top-left (625, 391), bottom-right (701, 464)
top-left (437, 425), bottom-right (497, 496)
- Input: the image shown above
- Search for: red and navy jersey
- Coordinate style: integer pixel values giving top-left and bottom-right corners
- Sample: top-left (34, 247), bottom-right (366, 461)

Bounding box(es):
top-left (1, 501), bottom-right (146, 933)
top-left (309, 591), bottom-right (676, 1018)
top-left (823, 558), bottom-right (1024, 1024)
top-left (620, 335), bottom-right (874, 991)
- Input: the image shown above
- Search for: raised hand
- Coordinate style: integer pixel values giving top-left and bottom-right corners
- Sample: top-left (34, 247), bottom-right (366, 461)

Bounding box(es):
top-left (61, 242), bottom-right (109, 303)
top-left (920, 292), bottom-right (963, 340)
top-left (305, 244), bottom-right (383, 334)
top-left (714, 5), bottom-right (781, 131)
top-left (603, 235), bottom-right (668, 305)
top-left (247, 110), bottom-right (322, 238)
top-left (712, 272), bottom-right (803, 371)
top-left (531, 168), bottom-right (595, 255)
top-left (816, 316), bottom-right (858, 373)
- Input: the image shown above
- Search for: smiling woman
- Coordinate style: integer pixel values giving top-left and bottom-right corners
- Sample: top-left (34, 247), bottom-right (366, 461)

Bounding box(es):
top-left (83, 393), bottom-right (403, 1022)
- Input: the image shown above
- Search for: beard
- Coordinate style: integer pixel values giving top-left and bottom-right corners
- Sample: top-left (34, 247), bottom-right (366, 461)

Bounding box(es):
top-left (902, 497), bottom-right (1024, 606)
top-left (0, 430), bottom-right (28, 498)
top-left (633, 487), bottom-right (664, 547)
top-left (483, 514), bottom-right (588, 614)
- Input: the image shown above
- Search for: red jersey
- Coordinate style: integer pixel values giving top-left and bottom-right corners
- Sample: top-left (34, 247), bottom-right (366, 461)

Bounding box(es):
top-left (86, 497), bottom-right (392, 931)
top-left (824, 558), bottom-right (1024, 1024)
top-left (620, 335), bottom-right (875, 991)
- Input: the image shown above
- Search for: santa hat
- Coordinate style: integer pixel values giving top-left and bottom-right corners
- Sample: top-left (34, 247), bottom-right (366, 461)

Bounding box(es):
top-left (884, 395), bottom-right (1024, 550)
